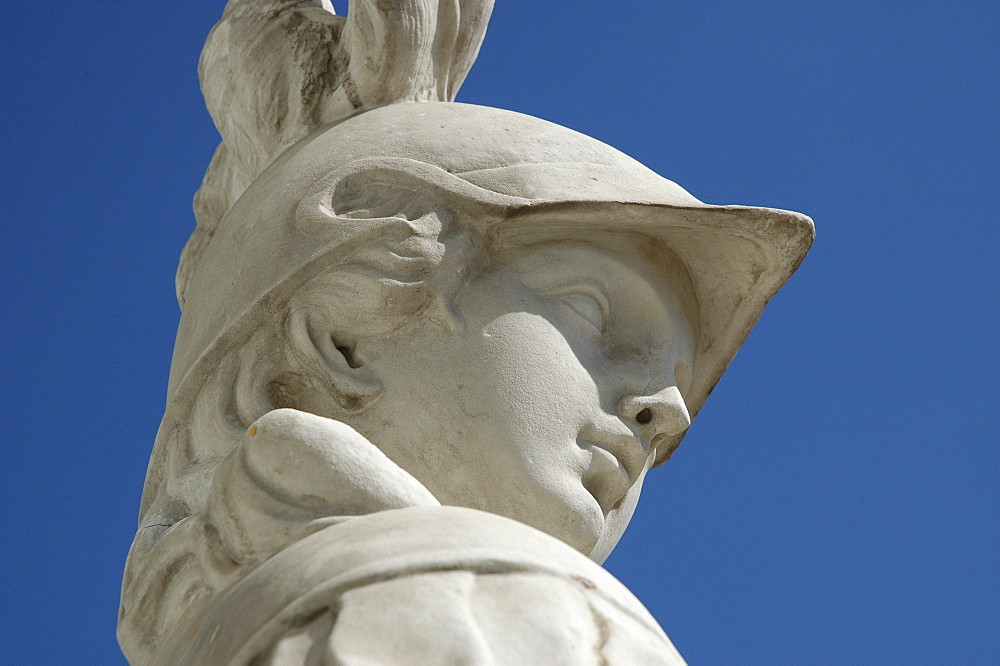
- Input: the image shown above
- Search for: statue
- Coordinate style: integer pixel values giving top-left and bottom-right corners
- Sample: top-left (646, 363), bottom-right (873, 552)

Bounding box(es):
top-left (118, 1), bottom-right (813, 663)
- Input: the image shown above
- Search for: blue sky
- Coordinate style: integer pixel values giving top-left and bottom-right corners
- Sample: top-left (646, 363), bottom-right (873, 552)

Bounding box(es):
top-left (2, 2), bottom-right (997, 663)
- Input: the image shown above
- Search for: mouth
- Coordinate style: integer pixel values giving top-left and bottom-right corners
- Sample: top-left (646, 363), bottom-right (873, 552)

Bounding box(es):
top-left (578, 424), bottom-right (645, 483)
top-left (577, 424), bottom-right (647, 513)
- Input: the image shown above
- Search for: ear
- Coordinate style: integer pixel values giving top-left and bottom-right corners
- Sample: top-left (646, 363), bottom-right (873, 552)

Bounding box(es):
top-left (286, 307), bottom-right (383, 412)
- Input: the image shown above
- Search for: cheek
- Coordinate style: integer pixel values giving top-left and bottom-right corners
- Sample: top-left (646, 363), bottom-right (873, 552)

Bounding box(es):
top-left (477, 311), bottom-right (601, 438)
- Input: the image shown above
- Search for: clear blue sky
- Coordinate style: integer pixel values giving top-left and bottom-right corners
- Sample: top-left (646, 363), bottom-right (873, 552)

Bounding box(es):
top-left (2, 2), bottom-right (997, 663)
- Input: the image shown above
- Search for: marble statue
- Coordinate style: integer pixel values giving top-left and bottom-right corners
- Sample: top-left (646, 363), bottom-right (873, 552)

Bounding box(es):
top-left (118, 1), bottom-right (814, 663)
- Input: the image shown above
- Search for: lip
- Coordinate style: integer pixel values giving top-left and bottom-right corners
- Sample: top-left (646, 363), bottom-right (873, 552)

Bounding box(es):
top-left (578, 423), bottom-right (645, 485)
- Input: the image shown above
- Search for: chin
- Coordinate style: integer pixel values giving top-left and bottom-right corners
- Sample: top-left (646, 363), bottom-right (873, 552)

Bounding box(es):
top-left (588, 476), bottom-right (645, 563)
top-left (541, 483), bottom-right (611, 559)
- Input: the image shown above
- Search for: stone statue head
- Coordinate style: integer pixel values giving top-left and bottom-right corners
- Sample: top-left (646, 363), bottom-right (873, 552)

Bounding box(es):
top-left (151, 101), bottom-right (811, 563)
top-left (137, 0), bottom-right (811, 569)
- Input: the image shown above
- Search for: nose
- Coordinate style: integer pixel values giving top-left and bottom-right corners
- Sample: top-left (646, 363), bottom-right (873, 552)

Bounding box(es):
top-left (617, 386), bottom-right (692, 441)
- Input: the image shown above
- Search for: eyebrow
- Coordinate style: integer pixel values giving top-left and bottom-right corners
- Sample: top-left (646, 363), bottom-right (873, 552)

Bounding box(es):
top-left (517, 253), bottom-right (668, 313)
top-left (532, 278), bottom-right (611, 315)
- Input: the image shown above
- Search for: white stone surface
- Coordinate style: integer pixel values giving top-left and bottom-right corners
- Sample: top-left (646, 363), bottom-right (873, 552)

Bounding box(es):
top-left (119, 1), bottom-right (813, 663)
top-left (150, 409), bottom-right (685, 664)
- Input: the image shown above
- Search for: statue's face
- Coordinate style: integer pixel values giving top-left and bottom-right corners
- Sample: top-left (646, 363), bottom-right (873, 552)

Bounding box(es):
top-left (354, 233), bottom-right (696, 559)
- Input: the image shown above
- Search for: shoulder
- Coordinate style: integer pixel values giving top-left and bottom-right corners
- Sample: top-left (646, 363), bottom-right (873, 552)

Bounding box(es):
top-left (159, 506), bottom-right (683, 665)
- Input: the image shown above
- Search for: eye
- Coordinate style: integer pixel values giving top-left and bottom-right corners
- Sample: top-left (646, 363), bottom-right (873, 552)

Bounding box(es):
top-left (554, 290), bottom-right (607, 334)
